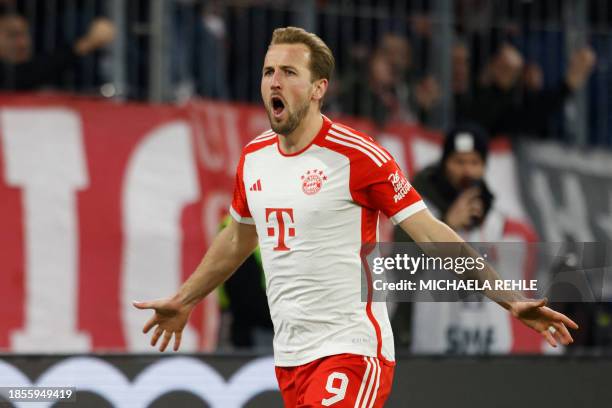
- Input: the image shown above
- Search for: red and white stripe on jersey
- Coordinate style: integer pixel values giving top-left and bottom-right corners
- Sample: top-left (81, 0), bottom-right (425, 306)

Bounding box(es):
top-left (354, 357), bottom-right (381, 408)
top-left (326, 123), bottom-right (391, 167)
top-left (247, 129), bottom-right (276, 146)
top-left (320, 121), bottom-right (425, 225)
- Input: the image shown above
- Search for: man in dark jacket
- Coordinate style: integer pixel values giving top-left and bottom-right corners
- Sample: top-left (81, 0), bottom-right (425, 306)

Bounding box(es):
top-left (402, 123), bottom-right (492, 233)
top-left (393, 124), bottom-right (496, 351)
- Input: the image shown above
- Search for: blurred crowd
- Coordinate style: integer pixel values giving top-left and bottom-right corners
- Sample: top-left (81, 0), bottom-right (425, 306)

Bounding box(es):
top-left (328, 31), bottom-right (596, 140)
top-left (0, 10), bottom-right (114, 90)
top-left (0, 0), bottom-right (603, 143)
top-left (451, 41), bottom-right (595, 137)
top-left (333, 32), bottom-right (441, 127)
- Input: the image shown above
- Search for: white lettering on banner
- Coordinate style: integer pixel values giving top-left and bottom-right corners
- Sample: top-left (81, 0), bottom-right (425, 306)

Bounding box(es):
top-left (192, 104), bottom-right (224, 172)
top-left (532, 171), bottom-right (594, 241)
top-left (222, 108), bottom-right (244, 177)
top-left (1, 109), bottom-right (91, 352)
top-left (121, 121), bottom-right (201, 351)
top-left (192, 103), bottom-right (243, 176)
top-left (0, 356), bottom-right (278, 408)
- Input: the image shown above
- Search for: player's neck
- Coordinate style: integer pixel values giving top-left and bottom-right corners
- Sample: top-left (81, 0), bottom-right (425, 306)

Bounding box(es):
top-left (278, 109), bottom-right (323, 155)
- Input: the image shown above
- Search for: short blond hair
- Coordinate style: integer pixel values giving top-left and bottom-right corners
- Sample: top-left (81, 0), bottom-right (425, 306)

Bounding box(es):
top-left (270, 26), bottom-right (335, 82)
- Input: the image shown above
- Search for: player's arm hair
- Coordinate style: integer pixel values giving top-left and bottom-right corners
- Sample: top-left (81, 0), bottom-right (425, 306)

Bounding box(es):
top-left (175, 218), bottom-right (259, 308)
top-left (398, 209), bottom-right (527, 310)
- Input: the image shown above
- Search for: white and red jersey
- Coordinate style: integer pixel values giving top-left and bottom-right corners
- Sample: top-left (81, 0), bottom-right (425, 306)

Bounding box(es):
top-left (230, 115), bottom-right (425, 366)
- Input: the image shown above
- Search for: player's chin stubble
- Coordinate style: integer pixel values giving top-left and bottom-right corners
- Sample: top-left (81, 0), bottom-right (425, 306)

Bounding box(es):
top-left (268, 99), bottom-right (310, 136)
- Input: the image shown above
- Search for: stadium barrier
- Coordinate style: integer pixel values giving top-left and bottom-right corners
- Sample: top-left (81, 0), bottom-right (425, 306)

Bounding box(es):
top-left (0, 354), bottom-right (610, 407)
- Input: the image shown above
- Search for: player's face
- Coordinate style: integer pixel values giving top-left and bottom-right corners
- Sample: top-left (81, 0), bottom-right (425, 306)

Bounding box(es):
top-left (261, 43), bottom-right (316, 135)
top-left (444, 151), bottom-right (485, 190)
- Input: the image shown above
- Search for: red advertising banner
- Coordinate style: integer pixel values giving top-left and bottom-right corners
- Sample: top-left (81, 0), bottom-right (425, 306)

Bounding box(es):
top-left (0, 94), bottom-right (541, 353)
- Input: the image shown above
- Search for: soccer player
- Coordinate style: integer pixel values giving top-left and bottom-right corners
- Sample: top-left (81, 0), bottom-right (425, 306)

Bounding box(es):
top-left (134, 27), bottom-right (578, 407)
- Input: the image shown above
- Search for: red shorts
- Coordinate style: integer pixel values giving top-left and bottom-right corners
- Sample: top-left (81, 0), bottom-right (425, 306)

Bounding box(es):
top-left (275, 353), bottom-right (394, 407)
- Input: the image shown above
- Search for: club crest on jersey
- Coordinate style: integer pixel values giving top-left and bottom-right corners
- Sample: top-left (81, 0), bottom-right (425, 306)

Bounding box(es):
top-left (388, 170), bottom-right (412, 203)
top-left (301, 169), bottom-right (327, 195)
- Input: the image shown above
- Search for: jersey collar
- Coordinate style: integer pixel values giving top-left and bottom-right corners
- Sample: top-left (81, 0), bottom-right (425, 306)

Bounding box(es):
top-left (276, 114), bottom-right (332, 157)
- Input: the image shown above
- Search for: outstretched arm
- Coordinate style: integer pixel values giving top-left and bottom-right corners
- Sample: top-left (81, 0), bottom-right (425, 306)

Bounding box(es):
top-left (398, 209), bottom-right (578, 347)
top-left (133, 218), bottom-right (258, 351)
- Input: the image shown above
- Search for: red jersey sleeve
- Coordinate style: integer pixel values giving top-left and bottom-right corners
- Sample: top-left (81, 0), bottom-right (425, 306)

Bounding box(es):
top-left (351, 150), bottom-right (426, 225)
top-left (229, 153), bottom-right (254, 225)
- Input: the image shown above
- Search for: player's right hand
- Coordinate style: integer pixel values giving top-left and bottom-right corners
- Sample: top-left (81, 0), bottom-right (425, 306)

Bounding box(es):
top-left (133, 298), bottom-right (192, 352)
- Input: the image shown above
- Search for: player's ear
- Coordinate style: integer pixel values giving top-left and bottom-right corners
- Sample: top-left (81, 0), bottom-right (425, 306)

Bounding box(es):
top-left (312, 78), bottom-right (328, 103)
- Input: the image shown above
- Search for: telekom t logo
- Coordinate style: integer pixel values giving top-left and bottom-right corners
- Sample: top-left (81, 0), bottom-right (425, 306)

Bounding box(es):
top-left (265, 208), bottom-right (295, 251)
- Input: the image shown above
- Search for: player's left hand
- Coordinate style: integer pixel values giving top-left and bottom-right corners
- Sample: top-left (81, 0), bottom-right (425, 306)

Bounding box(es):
top-left (510, 298), bottom-right (579, 347)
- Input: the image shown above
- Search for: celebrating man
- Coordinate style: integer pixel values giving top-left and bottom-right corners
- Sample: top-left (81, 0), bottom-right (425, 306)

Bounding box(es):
top-left (135, 27), bottom-right (577, 407)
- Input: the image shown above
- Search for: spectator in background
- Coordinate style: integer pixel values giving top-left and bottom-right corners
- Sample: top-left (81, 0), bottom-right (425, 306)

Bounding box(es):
top-left (339, 33), bottom-right (440, 126)
top-left (520, 48), bottom-right (596, 136)
top-left (452, 39), bottom-right (474, 122)
top-left (0, 8), bottom-right (115, 91)
top-left (378, 33), bottom-right (441, 123)
top-left (171, 0), bottom-right (229, 101)
top-left (396, 124), bottom-right (494, 236)
top-left (393, 124), bottom-right (540, 353)
top-left (459, 42), bottom-right (596, 138)
top-left (197, 1), bottom-right (229, 99)
top-left (339, 48), bottom-right (401, 126)
top-left (458, 43), bottom-right (524, 136)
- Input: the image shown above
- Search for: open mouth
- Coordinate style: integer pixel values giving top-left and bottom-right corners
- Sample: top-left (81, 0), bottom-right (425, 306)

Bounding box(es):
top-left (271, 96), bottom-right (285, 117)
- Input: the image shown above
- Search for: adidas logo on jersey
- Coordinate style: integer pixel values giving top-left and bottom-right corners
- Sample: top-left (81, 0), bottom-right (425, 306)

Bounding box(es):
top-left (249, 179), bottom-right (262, 191)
